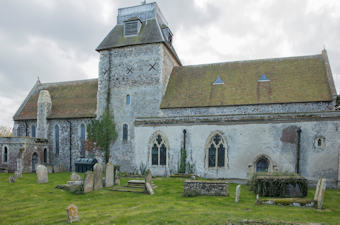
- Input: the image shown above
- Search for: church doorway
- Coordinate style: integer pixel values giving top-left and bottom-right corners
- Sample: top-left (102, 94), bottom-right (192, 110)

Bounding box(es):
top-left (32, 153), bottom-right (39, 172)
top-left (256, 156), bottom-right (269, 172)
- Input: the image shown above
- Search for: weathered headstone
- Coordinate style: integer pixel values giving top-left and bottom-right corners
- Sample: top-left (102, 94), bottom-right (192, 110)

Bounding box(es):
top-left (47, 165), bottom-right (53, 174)
top-left (9, 176), bottom-right (15, 183)
top-left (317, 178), bottom-right (327, 209)
top-left (93, 163), bottom-right (103, 190)
top-left (114, 166), bottom-right (120, 186)
top-left (145, 182), bottom-right (154, 195)
top-left (70, 173), bottom-right (82, 182)
top-left (36, 165), bottom-right (48, 184)
top-left (314, 179), bottom-right (322, 201)
top-left (235, 185), bottom-right (241, 203)
top-left (84, 171), bottom-right (94, 193)
top-left (67, 204), bottom-right (79, 223)
top-left (14, 171), bottom-right (22, 178)
top-left (105, 163), bottom-right (114, 187)
top-left (145, 169), bottom-right (152, 184)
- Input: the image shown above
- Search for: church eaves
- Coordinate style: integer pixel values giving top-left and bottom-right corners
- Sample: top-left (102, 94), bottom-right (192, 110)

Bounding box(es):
top-left (161, 53), bottom-right (334, 108)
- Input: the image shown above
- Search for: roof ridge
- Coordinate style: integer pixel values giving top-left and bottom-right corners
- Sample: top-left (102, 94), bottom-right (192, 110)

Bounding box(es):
top-left (181, 53), bottom-right (323, 69)
top-left (40, 78), bottom-right (98, 87)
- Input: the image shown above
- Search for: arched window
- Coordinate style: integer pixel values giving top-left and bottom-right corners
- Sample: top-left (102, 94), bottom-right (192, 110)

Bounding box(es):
top-left (126, 95), bottom-right (130, 105)
top-left (3, 146), bottom-right (8, 163)
top-left (80, 124), bottom-right (86, 157)
top-left (256, 156), bottom-right (269, 172)
top-left (207, 133), bottom-right (226, 168)
top-left (150, 134), bottom-right (168, 166)
top-left (43, 148), bottom-right (47, 163)
top-left (123, 124), bottom-right (128, 142)
top-left (55, 125), bottom-right (59, 156)
top-left (31, 124), bottom-right (36, 137)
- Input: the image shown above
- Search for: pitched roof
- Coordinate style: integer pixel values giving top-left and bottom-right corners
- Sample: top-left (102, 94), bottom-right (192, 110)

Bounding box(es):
top-left (14, 79), bottom-right (98, 120)
top-left (96, 19), bottom-right (181, 65)
top-left (161, 54), bottom-right (333, 109)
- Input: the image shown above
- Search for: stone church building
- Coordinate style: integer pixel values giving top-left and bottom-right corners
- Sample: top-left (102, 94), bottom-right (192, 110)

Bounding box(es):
top-left (1, 2), bottom-right (340, 187)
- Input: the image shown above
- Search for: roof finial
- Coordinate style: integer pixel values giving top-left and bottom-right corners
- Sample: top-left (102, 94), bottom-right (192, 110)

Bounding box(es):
top-left (37, 76), bottom-right (41, 84)
top-left (141, 0), bottom-right (146, 5)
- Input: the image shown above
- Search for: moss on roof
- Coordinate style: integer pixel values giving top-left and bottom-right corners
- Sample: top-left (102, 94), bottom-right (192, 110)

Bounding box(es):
top-left (161, 54), bottom-right (332, 108)
top-left (14, 79), bottom-right (98, 120)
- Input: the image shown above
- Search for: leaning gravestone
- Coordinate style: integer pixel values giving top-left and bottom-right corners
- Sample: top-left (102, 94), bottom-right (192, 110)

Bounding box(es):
top-left (84, 171), bottom-right (94, 193)
top-left (145, 182), bottom-right (154, 195)
top-left (93, 163), bottom-right (103, 190)
top-left (36, 165), bottom-right (48, 184)
top-left (114, 166), bottom-right (120, 186)
top-left (67, 204), bottom-right (79, 223)
top-left (317, 178), bottom-right (327, 209)
top-left (105, 163), bottom-right (114, 187)
top-left (145, 169), bottom-right (152, 184)
top-left (235, 185), bottom-right (241, 203)
top-left (314, 179), bottom-right (322, 201)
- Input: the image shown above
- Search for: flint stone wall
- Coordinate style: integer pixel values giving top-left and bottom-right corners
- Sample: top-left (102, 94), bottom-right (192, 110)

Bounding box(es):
top-left (184, 180), bottom-right (228, 196)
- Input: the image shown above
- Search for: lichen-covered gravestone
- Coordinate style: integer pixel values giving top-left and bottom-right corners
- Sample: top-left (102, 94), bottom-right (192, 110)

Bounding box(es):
top-left (67, 204), bottom-right (79, 223)
top-left (235, 185), bottom-right (241, 203)
top-left (114, 166), bottom-right (120, 186)
top-left (84, 171), bottom-right (94, 193)
top-left (93, 163), bottom-right (103, 190)
top-left (105, 163), bottom-right (114, 187)
top-left (9, 176), bottom-right (15, 183)
top-left (36, 165), bottom-right (48, 184)
top-left (317, 178), bottom-right (327, 209)
top-left (70, 173), bottom-right (82, 182)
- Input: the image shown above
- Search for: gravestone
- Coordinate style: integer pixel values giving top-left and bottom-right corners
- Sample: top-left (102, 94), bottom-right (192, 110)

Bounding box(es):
top-left (145, 169), bottom-right (152, 184)
top-left (70, 173), bottom-right (82, 182)
top-left (93, 163), bottom-right (103, 190)
top-left (317, 178), bottom-right (327, 209)
top-left (36, 165), bottom-right (48, 184)
top-left (14, 171), bottom-right (22, 178)
top-left (105, 163), bottom-right (114, 187)
top-left (314, 179), bottom-right (322, 201)
top-left (114, 166), bottom-right (120, 186)
top-left (47, 165), bottom-right (53, 174)
top-left (235, 185), bottom-right (241, 203)
top-left (67, 204), bottom-right (79, 223)
top-left (84, 171), bottom-right (94, 193)
top-left (9, 176), bottom-right (15, 183)
top-left (145, 182), bottom-right (154, 195)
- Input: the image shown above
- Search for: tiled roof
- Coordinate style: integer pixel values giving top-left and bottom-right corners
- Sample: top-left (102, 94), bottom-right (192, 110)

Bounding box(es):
top-left (96, 19), bottom-right (181, 65)
top-left (14, 79), bottom-right (98, 120)
top-left (161, 53), bottom-right (333, 108)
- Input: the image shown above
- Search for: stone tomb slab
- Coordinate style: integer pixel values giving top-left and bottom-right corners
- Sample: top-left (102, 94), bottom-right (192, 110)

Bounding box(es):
top-left (184, 180), bottom-right (228, 197)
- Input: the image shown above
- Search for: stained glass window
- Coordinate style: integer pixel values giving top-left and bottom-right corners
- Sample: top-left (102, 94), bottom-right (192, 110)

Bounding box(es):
top-left (151, 134), bottom-right (167, 166)
top-left (256, 157), bottom-right (269, 172)
top-left (207, 133), bottom-right (225, 168)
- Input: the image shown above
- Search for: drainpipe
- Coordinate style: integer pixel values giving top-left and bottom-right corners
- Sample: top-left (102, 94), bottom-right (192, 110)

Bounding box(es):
top-left (296, 128), bottom-right (302, 174)
top-left (183, 129), bottom-right (187, 150)
top-left (67, 120), bottom-right (72, 172)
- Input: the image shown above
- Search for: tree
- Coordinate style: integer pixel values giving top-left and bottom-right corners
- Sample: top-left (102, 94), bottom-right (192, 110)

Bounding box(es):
top-left (87, 109), bottom-right (117, 163)
top-left (0, 126), bottom-right (12, 137)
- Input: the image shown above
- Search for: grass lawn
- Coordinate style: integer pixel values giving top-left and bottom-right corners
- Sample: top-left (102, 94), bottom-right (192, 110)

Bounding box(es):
top-left (0, 173), bottom-right (340, 225)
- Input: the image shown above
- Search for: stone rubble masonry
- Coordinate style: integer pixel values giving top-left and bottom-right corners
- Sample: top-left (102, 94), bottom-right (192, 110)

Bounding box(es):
top-left (235, 185), bottom-right (241, 203)
top-left (36, 164), bottom-right (48, 184)
top-left (317, 178), bottom-right (327, 209)
top-left (67, 204), bottom-right (79, 223)
top-left (184, 180), bottom-right (228, 197)
top-left (93, 163), bottom-right (104, 190)
top-left (36, 90), bottom-right (52, 139)
top-left (84, 171), bottom-right (94, 193)
top-left (105, 163), bottom-right (114, 187)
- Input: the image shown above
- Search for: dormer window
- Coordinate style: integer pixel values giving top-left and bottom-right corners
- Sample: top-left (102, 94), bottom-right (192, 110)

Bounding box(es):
top-left (161, 26), bottom-right (173, 45)
top-left (258, 74), bottom-right (270, 82)
top-left (124, 17), bottom-right (142, 36)
top-left (213, 76), bottom-right (224, 85)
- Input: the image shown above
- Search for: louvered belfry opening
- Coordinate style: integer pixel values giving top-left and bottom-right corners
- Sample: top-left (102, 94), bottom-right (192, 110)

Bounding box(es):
top-left (125, 21), bottom-right (138, 36)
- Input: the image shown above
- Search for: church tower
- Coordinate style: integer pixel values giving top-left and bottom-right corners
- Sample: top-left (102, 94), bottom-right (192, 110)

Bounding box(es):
top-left (96, 2), bottom-right (181, 171)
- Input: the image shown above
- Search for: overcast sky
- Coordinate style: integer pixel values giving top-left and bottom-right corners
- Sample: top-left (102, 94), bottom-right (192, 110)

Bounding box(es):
top-left (0, 0), bottom-right (339, 127)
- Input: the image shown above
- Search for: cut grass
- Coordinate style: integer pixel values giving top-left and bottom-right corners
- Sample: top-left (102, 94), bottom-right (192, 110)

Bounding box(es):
top-left (0, 173), bottom-right (340, 224)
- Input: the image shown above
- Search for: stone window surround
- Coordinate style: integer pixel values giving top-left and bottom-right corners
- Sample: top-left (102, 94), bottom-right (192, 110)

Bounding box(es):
top-left (43, 148), bottom-right (48, 163)
top-left (205, 131), bottom-right (229, 169)
top-left (314, 136), bottom-right (326, 149)
top-left (2, 145), bottom-right (9, 164)
top-left (252, 154), bottom-right (276, 173)
top-left (148, 131), bottom-right (169, 167)
top-left (31, 124), bottom-right (36, 138)
top-left (126, 94), bottom-right (131, 105)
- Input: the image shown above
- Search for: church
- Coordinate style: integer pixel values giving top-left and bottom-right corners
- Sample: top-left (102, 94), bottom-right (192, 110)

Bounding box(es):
top-left (1, 2), bottom-right (340, 188)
